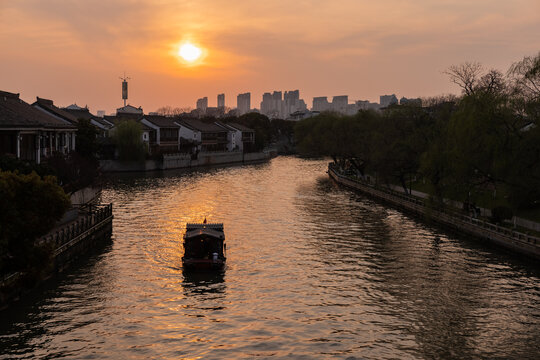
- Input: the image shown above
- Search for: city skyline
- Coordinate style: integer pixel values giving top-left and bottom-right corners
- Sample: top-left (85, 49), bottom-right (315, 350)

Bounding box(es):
top-left (1, 1), bottom-right (539, 113)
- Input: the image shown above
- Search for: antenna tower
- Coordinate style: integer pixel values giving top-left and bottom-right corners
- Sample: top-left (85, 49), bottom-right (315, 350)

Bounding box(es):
top-left (120, 72), bottom-right (131, 107)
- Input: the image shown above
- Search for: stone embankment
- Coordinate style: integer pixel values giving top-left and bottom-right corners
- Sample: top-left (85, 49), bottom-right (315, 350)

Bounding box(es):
top-left (0, 204), bottom-right (113, 308)
top-left (100, 150), bottom-right (274, 172)
top-left (328, 164), bottom-right (540, 259)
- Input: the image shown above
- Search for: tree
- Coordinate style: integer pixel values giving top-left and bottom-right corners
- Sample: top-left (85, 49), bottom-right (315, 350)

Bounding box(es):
top-left (113, 120), bottom-right (147, 161)
top-left (155, 106), bottom-right (191, 117)
top-left (46, 151), bottom-right (99, 193)
top-left (507, 52), bottom-right (540, 120)
top-left (235, 112), bottom-right (272, 151)
top-left (0, 171), bottom-right (70, 274)
top-left (372, 105), bottom-right (433, 192)
top-left (508, 52), bottom-right (540, 102)
top-left (76, 118), bottom-right (99, 160)
top-left (444, 62), bottom-right (484, 96)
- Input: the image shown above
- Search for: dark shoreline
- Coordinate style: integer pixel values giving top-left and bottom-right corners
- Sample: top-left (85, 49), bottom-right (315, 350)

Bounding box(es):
top-left (328, 164), bottom-right (540, 260)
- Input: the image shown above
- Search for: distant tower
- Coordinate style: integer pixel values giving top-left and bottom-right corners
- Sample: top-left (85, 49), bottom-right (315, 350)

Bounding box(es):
top-left (237, 92), bottom-right (251, 115)
top-left (217, 93), bottom-right (225, 109)
top-left (120, 73), bottom-right (131, 106)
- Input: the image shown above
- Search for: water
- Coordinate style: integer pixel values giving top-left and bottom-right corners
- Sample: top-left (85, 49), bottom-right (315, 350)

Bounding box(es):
top-left (1, 157), bottom-right (539, 359)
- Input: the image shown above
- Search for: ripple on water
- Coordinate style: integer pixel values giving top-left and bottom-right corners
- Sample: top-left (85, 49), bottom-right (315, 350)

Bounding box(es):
top-left (1, 157), bottom-right (539, 359)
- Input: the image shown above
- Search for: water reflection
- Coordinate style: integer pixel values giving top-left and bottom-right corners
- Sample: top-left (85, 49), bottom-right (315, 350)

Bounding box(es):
top-left (1, 157), bottom-right (539, 359)
top-left (182, 270), bottom-right (226, 296)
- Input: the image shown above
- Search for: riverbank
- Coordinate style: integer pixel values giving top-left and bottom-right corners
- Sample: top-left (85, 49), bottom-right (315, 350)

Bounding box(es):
top-left (100, 150), bottom-right (274, 172)
top-left (328, 163), bottom-right (540, 259)
top-left (0, 205), bottom-right (113, 309)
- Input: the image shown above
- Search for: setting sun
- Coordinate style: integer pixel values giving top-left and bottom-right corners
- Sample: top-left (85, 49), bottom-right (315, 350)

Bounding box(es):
top-left (178, 43), bottom-right (202, 62)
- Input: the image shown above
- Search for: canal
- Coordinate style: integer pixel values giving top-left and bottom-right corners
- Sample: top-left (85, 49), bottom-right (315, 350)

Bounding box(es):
top-left (1, 157), bottom-right (539, 359)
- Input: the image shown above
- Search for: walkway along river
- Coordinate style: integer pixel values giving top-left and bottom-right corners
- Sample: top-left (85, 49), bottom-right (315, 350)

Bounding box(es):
top-left (328, 163), bottom-right (540, 259)
top-left (0, 157), bottom-right (539, 359)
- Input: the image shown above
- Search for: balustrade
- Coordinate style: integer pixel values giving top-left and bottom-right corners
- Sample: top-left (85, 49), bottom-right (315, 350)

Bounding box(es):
top-left (329, 165), bottom-right (540, 248)
top-left (38, 204), bottom-right (113, 250)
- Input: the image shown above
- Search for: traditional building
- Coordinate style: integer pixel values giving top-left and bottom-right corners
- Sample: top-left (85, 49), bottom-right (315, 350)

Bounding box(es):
top-left (116, 104), bottom-right (143, 117)
top-left (33, 97), bottom-right (79, 125)
top-left (177, 118), bottom-right (228, 152)
top-left (0, 91), bottom-right (76, 163)
top-left (140, 115), bottom-right (181, 154)
top-left (216, 122), bottom-right (255, 152)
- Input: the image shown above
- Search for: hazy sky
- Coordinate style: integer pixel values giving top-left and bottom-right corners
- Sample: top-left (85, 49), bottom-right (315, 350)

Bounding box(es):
top-left (1, 0), bottom-right (539, 113)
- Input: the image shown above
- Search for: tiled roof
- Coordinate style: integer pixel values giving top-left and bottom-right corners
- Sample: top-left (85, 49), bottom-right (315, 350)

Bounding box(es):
top-left (102, 115), bottom-right (153, 131)
top-left (33, 97), bottom-right (79, 124)
top-left (91, 117), bottom-right (114, 129)
top-left (143, 115), bottom-right (180, 128)
top-left (103, 115), bottom-right (143, 125)
top-left (227, 122), bottom-right (254, 132)
top-left (178, 118), bottom-right (226, 132)
top-left (116, 104), bottom-right (143, 115)
top-left (63, 107), bottom-right (95, 121)
top-left (0, 91), bottom-right (76, 129)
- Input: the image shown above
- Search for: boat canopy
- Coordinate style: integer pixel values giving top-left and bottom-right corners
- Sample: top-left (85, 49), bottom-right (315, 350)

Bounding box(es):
top-left (184, 227), bottom-right (224, 240)
top-left (186, 223), bottom-right (224, 231)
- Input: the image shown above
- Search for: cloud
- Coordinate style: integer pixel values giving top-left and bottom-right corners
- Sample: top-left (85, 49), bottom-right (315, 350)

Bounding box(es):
top-left (1, 0), bottom-right (539, 111)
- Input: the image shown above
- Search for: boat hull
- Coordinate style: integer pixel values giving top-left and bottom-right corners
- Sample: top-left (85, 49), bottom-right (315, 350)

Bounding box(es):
top-left (182, 258), bottom-right (225, 271)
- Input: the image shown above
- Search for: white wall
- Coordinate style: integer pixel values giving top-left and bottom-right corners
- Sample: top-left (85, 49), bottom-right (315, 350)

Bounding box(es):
top-left (140, 118), bottom-right (160, 144)
top-left (178, 124), bottom-right (201, 151)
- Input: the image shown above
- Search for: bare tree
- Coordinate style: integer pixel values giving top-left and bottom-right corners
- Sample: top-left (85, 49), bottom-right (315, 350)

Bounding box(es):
top-left (154, 106), bottom-right (192, 117)
top-left (421, 94), bottom-right (459, 107)
top-left (478, 69), bottom-right (506, 96)
top-left (444, 62), bottom-right (483, 96)
top-left (508, 52), bottom-right (540, 101)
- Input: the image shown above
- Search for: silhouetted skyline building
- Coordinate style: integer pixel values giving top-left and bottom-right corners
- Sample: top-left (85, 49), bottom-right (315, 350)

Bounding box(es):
top-left (380, 94), bottom-right (398, 107)
top-left (400, 97), bottom-right (422, 106)
top-left (260, 89), bottom-right (306, 119)
top-left (237, 92), bottom-right (251, 115)
top-left (332, 95), bottom-right (348, 113)
top-left (356, 100), bottom-right (380, 111)
top-left (312, 96), bottom-right (330, 112)
top-left (196, 97), bottom-right (208, 114)
top-left (217, 93), bottom-right (225, 109)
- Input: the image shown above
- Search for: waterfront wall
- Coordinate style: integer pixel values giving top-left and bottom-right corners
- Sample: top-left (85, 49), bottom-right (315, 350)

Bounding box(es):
top-left (100, 151), bottom-right (271, 172)
top-left (328, 165), bottom-right (540, 259)
top-left (1, 205), bottom-right (113, 307)
top-left (39, 204), bottom-right (114, 272)
top-left (383, 183), bottom-right (540, 233)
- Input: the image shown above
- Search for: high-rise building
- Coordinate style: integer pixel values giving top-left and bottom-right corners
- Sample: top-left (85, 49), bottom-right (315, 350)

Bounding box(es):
top-left (260, 92), bottom-right (273, 115)
top-left (356, 100), bottom-right (380, 111)
top-left (282, 90), bottom-right (306, 118)
top-left (237, 93), bottom-right (251, 115)
top-left (217, 94), bottom-right (225, 109)
top-left (332, 96), bottom-right (348, 113)
top-left (312, 97), bottom-right (330, 112)
top-left (260, 90), bottom-right (307, 119)
top-left (272, 91), bottom-right (283, 118)
top-left (196, 97), bottom-right (208, 114)
top-left (380, 94), bottom-right (398, 107)
top-left (399, 97), bottom-right (422, 106)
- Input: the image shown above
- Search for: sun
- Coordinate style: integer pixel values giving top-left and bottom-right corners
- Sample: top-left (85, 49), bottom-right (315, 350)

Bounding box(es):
top-left (178, 43), bottom-right (202, 62)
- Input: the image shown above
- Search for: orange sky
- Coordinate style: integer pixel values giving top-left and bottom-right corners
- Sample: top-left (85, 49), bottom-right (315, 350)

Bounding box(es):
top-left (1, 0), bottom-right (539, 114)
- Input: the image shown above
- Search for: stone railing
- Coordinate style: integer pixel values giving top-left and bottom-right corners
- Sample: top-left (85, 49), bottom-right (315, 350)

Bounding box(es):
top-left (328, 163), bottom-right (539, 256)
top-left (37, 204), bottom-right (113, 255)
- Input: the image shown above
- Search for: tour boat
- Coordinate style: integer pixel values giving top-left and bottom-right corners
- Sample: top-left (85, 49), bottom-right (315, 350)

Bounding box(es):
top-left (182, 221), bottom-right (226, 270)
